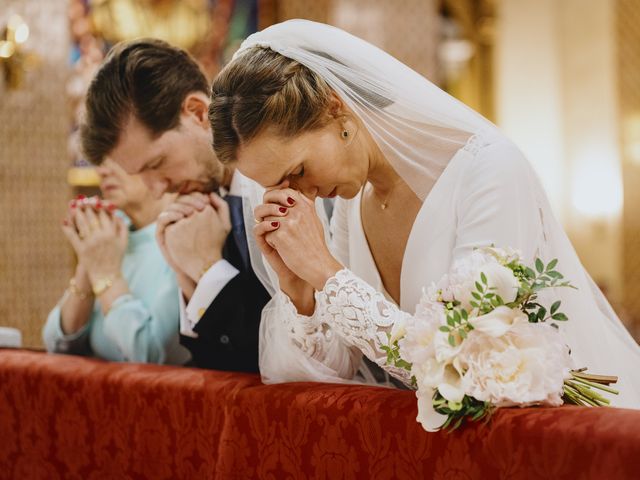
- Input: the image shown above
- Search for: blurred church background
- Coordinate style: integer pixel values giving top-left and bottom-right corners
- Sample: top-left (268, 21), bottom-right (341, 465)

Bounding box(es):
top-left (1, 0), bottom-right (639, 348)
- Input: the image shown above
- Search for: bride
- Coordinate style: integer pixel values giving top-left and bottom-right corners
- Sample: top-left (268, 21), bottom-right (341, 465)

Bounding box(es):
top-left (209, 19), bottom-right (640, 407)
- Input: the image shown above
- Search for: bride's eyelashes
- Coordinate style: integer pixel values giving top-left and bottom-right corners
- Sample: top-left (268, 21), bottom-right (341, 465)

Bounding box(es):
top-left (289, 164), bottom-right (305, 179)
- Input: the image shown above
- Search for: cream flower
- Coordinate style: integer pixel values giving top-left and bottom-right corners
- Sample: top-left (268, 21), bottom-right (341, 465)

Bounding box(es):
top-left (470, 306), bottom-right (527, 337)
top-left (458, 322), bottom-right (572, 407)
top-left (444, 250), bottom-right (521, 311)
top-left (415, 387), bottom-right (448, 432)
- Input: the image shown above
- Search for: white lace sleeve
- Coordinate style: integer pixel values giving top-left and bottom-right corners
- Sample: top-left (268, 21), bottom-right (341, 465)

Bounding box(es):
top-left (319, 269), bottom-right (413, 384)
top-left (258, 290), bottom-right (362, 384)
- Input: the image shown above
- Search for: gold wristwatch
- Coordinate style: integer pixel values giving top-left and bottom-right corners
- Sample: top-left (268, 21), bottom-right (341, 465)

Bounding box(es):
top-left (92, 275), bottom-right (117, 296)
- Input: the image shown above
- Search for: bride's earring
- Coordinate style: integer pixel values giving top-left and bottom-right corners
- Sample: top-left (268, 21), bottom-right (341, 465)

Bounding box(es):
top-left (340, 125), bottom-right (356, 146)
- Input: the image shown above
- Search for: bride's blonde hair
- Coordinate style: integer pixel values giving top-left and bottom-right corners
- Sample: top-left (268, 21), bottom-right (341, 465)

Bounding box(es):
top-left (209, 47), bottom-right (334, 164)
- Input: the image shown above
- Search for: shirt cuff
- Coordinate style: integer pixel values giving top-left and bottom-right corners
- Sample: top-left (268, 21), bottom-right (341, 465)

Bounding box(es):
top-left (184, 260), bottom-right (240, 333)
top-left (179, 290), bottom-right (198, 338)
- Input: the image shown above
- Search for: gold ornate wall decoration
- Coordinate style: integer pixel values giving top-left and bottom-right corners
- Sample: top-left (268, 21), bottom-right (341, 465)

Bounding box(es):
top-left (0, 14), bottom-right (40, 90)
top-left (89, 0), bottom-right (212, 52)
top-left (439, 0), bottom-right (496, 122)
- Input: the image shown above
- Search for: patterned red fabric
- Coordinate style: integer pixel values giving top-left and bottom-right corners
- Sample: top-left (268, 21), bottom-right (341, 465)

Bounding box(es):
top-left (1, 349), bottom-right (639, 479)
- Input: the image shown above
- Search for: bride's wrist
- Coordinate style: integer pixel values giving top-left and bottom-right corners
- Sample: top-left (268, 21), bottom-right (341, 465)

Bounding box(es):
top-left (308, 258), bottom-right (343, 291)
top-left (281, 281), bottom-right (316, 316)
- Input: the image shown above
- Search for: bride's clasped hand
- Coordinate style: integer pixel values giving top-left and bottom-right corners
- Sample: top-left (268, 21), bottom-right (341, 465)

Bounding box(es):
top-left (253, 185), bottom-right (342, 311)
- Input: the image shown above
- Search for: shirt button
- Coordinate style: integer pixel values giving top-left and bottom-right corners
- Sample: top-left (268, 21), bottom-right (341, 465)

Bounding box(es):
top-left (220, 334), bottom-right (230, 345)
top-left (197, 308), bottom-right (206, 319)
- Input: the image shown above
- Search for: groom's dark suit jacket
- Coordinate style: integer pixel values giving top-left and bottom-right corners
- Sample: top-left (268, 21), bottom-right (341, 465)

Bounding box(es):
top-left (179, 195), bottom-right (270, 373)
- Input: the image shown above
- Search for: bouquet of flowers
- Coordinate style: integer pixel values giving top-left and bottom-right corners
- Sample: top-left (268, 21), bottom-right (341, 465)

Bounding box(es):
top-left (383, 247), bottom-right (619, 432)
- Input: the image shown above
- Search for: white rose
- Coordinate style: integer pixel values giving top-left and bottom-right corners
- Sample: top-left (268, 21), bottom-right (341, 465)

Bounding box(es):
top-left (480, 263), bottom-right (520, 304)
top-left (458, 322), bottom-right (572, 407)
top-left (446, 252), bottom-right (520, 311)
top-left (470, 306), bottom-right (527, 337)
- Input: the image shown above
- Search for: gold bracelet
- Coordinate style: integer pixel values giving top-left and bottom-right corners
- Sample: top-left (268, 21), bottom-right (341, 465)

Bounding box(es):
top-left (92, 275), bottom-right (120, 296)
top-left (68, 278), bottom-right (91, 300)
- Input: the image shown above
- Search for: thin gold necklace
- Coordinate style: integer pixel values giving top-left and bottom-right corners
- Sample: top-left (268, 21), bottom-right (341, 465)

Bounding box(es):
top-left (370, 180), bottom-right (400, 210)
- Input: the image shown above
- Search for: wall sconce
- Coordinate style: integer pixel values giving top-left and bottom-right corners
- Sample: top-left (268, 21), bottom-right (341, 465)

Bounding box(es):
top-left (0, 14), bottom-right (38, 89)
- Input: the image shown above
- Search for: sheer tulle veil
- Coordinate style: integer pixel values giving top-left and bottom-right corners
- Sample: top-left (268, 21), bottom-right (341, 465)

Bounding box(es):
top-left (234, 19), bottom-right (640, 406)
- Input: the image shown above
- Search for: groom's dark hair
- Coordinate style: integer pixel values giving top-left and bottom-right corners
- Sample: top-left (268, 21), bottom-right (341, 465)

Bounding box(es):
top-left (80, 38), bottom-right (209, 165)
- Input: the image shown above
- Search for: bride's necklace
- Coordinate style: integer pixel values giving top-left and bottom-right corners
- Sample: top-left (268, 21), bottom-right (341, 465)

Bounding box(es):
top-left (373, 180), bottom-right (400, 210)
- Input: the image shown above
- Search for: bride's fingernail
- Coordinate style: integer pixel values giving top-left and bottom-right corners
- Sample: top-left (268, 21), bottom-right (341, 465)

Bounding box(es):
top-left (279, 207), bottom-right (287, 214)
top-left (77, 194), bottom-right (86, 200)
top-left (271, 221), bottom-right (279, 228)
top-left (70, 200), bottom-right (77, 208)
top-left (287, 197), bottom-right (295, 205)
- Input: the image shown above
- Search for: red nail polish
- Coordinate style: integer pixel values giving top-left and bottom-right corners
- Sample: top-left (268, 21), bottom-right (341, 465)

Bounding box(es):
top-left (96, 203), bottom-right (102, 210)
top-left (271, 221), bottom-right (279, 228)
top-left (279, 207), bottom-right (287, 214)
top-left (70, 200), bottom-right (77, 208)
top-left (287, 197), bottom-right (295, 205)
top-left (77, 194), bottom-right (86, 200)
top-left (107, 204), bottom-right (116, 212)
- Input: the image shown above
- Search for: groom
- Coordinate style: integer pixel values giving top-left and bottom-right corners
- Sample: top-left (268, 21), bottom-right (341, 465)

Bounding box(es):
top-left (79, 39), bottom-right (270, 373)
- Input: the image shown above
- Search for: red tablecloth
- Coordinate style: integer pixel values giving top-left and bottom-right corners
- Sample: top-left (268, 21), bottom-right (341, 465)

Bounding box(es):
top-left (0, 349), bottom-right (638, 479)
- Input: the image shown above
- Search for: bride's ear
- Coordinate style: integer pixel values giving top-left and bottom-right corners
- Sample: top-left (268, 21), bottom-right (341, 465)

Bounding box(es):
top-left (326, 92), bottom-right (359, 146)
top-left (326, 91), bottom-right (346, 120)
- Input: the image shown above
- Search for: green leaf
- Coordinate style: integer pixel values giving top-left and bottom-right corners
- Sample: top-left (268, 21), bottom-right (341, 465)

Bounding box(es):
top-left (471, 292), bottom-right (481, 300)
top-left (546, 259), bottom-right (558, 271)
top-left (461, 309), bottom-right (469, 320)
top-left (448, 334), bottom-right (456, 347)
top-left (525, 267), bottom-right (536, 278)
top-left (459, 329), bottom-right (467, 339)
top-left (536, 307), bottom-right (547, 321)
top-left (475, 282), bottom-right (484, 293)
top-left (552, 312), bottom-right (568, 321)
top-left (439, 326), bottom-right (450, 333)
top-left (447, 315), bottom-right (455, 327)
top-left (453, 310), bottom-right (461, 323)
top-left (550, 301), bottom-right (561, 315)
top-left (470, 301), bottom-right (479, 308)
top-left (535, 258), bottom-right (544, 273)
top-left (481, 272), bottom-right (488, 285)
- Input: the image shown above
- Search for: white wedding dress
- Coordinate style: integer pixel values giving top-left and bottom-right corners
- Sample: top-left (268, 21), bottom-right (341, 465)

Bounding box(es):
top-left (233, 20), bottom-right (640, 408)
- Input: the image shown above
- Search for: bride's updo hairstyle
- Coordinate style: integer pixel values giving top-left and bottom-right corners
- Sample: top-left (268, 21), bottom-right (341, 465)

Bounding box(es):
top-left (209, 46), bottom-right (390, 164)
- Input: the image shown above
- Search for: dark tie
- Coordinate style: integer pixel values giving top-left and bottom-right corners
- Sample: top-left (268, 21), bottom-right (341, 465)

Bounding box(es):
top-left (224, 195), bottom-right (250, 270)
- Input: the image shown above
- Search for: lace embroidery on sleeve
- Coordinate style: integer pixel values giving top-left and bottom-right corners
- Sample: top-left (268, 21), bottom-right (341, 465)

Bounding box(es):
top-left (320, 269), bottom-right (413, 384)
top-left (278, 291), bottom-right (336, 359)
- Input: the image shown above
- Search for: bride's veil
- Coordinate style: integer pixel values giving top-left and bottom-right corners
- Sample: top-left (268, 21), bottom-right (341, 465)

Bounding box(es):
top-left (236, 19), bottom-right (640, 405)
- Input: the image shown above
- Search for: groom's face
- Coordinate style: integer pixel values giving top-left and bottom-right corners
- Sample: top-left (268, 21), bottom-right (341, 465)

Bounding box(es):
top-left (108, 95), bottom-right (223, 198)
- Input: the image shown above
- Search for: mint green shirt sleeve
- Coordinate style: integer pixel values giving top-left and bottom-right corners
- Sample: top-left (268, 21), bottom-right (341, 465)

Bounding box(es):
top-left (42, 300), bottom-right (93, 356)
top-left (100, 275), bottom-right (186, 364)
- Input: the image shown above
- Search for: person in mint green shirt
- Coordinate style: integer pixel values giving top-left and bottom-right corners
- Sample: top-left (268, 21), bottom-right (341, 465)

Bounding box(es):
top-left (43, 159), bottom-right (190, 364)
